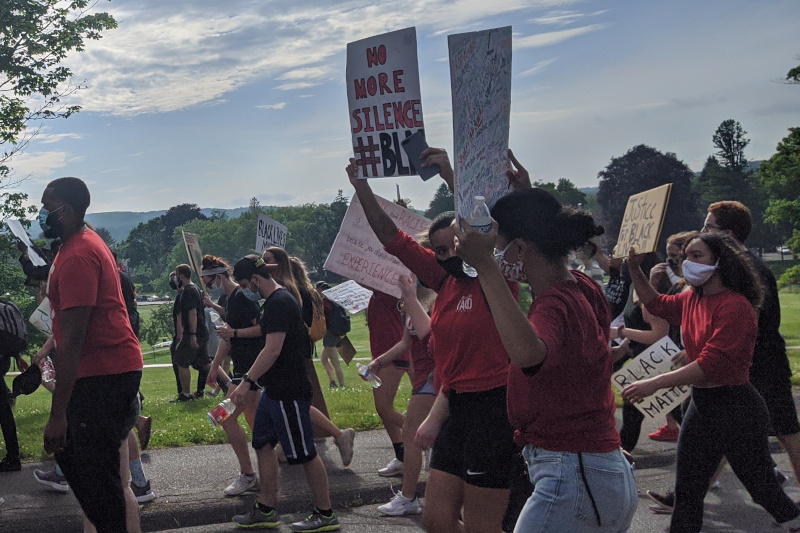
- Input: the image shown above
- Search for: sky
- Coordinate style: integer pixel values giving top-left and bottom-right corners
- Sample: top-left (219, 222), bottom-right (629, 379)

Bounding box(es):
top-left (5, 0), bottom-right (799, 215)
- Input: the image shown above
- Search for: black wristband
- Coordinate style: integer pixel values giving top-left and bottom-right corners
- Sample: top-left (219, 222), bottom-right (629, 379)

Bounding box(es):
top-left (234, 329), bottom-right (238, 338)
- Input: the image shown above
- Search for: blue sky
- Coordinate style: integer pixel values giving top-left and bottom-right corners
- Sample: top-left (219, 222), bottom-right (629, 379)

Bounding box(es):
top-left (6, 0), bottom-right (799, 214)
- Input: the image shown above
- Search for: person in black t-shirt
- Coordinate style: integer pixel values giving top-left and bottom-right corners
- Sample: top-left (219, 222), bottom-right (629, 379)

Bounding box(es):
top-left (171, 264), bottom-right (212, 401)
top-left (229, 255), bottom-right (338, 532)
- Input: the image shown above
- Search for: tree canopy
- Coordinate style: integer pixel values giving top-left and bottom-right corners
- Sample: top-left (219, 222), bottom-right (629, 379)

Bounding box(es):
top-left (596, 144), bottom-right (702, 256)
top-left (712, 119), bottom-right (749, 171)
top-left (1, 0), bottom-right (116, 183)
top-left (425, 183), bottom-right (454, 219)
top-left (760, 126), bottom-right (800, 254)
top-left (533, 178), bottom-right (586, 208)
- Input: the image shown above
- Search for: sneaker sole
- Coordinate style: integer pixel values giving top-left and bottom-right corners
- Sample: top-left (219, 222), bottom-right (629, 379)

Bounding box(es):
top-left (377, 507), bottom-right (423, 516)
top-left (646, 492), bottom-right (673, 512)
top-left (34, 478), bottom-right (70, 493)
top-left (290, 525), bottom-right (340, 532)
top-left (135, 492), bottom-right (157, 503)
top-left (233, 519), bottom-right (281, 529)
top-left (649, 504), bottom-right (673, 515)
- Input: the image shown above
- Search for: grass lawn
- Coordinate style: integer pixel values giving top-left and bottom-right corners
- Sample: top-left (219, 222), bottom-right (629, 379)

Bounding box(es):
top-left (5, 291), bottom-right (800, 463)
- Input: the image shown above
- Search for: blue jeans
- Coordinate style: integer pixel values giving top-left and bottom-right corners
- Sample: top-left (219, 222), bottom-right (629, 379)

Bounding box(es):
top-left (514, 446), bottom-right (637, 533)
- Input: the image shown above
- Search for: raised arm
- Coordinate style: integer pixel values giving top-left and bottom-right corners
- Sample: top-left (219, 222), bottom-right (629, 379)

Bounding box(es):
top-left (398, 274), bottom-right (431, 339)
top-left (346, 159), bottom-right (398, 246)
top-left (627, 247), bottom-right (660, 306)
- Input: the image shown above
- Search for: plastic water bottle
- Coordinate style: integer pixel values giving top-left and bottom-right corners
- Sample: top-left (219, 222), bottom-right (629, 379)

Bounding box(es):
top-left (208, 309), bottom-right (225, 329)
top-left (207, 398), bottom-right (236, 427)
top-left (462, 195), bottom-right (492, 277)
top-left (40, 356), bottom-right (56, 383)
top-left (357, 363), bottom-right (382, 389)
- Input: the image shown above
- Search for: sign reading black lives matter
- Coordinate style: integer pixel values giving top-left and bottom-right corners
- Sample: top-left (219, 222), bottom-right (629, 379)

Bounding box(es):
top-left (613, 183), bottom-right (672, 258)
top-left (611, 335), bottom-right (689, 433)
top-left (255, 214), bottom-right (288, 253)
top-left (347, 27), bottom-right (424, 178)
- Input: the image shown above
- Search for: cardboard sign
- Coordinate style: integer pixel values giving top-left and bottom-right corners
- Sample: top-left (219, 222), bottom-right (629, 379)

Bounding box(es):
top-left (323, 193), bottom-right (430, 298)
top-left (449, 26), bottom-right (512, 218)
top-left (611, 336), bottom-right (689, 433)
top-left (337, 335), bottom-right (357, 366)
top-left (29, 297), bottom-right (53, 336)
top-left (322, 280), bottom-right (373, 314)
top-left (347, 27), bottom-right (425, 178)
top-left (255, 214), bottom-right (288, 253)
top-left (613, 183), bottom-right (673, 258)
top-left (181, 231), bottom-right (206, 291)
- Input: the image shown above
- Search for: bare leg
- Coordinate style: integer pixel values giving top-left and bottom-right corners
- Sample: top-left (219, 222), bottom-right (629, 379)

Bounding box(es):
top-left (243, 389), bottom-right (260, 431)
top-left (320, 347), bottom-right (337, 384)
top-left (310, 407), bottom-right (341, 440)
top-left (666, 412), bottom-right (680, 430)
top-left (221, 401), bottom-right (255, 475)
top-left (422, 469), bottom-right (466, 533)
top-left (178, 366), bottom-right (191, 395)
top-left (120, 437), bottom-right (141, 533)
top-left (462, 483), bottom-right (510, 533)
top-left (256, 446), bottom-right (279, 507)
top-left (303, 455), bottom-right (332, 510)
top-left (401, 394), bottom-right (436, 498)
top-left (372, 364), bottom-right (407, 444)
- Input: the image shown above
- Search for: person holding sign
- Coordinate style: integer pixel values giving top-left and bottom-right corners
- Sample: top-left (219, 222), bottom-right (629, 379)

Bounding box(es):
top-left (452, 185), bottom-right (636, 533)
top-left (622, 233), bottom-right (800, 533)
top-left (347, 152), bottom-right (518, 533)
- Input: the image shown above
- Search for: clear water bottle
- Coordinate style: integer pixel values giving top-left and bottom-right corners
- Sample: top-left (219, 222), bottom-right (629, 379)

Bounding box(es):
top-left (208, 309), bottom-right (225, 329)
top-left (357, 363), bottom-right (382, 388)
top-left (40, 356), bottom-right (56, 383)
top-left (462, 195), bottom-right (493, 277)
top-left (207, 398), bottom-right (236, 427)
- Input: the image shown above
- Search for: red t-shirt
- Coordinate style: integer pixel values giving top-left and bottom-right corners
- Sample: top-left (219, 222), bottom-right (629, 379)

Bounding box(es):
top-left (508, 274), bottom-right (620, 452)
top-left (645, 289), bottom-right (756, 385)
top-left (385, 230), bottom-right (516, 393)
top-left (405, 314), bottom-right (435, 391)
top-left (48, 229), bottom-right (143, 379)
top-left (366, 290), bottom-right (409, 363)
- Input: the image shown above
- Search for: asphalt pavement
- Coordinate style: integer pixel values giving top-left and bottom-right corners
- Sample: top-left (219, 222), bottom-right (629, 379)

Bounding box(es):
top-left (3, 406), bottom-right (800, 532)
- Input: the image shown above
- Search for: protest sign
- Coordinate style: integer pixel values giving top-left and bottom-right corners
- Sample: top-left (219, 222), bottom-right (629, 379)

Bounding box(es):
top-left (611, 335), bottom-right (689, 434)
top-left (6, 219), bottom-right (46, 266)
top-left (323, 193), bottom-right (430, 298)
top-left (29, 297), bottom-right (53, 336)
top-left (448, 26), bottom-right (512, 218)
top-left (613, 183), bottom-right (673, 258)
top-left (181, 231), bottom-right (206, 291)
top-left (347, 27), bottom-right (424, 178)
top-left (322, 280), bottom-right (373, 314)
top-left (255, 214), bottom-right (288, 253)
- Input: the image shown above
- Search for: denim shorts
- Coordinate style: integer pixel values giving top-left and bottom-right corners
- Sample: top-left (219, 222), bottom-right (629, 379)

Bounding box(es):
top-left (514, 446), bottom-right (637, 533)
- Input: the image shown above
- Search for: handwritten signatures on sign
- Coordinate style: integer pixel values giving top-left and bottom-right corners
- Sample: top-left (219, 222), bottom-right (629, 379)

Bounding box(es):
top-left (614, 183), bottom-right (672, 258)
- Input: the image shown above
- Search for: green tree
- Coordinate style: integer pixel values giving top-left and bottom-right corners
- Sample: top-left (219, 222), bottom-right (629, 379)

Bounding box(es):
top-left (1, 0), bottom-right (117, 183)
top-left (596, 144), bottom-right (703, 255)
top-left (94, 226), bottom-right (116, 248)
top-left (760, 127), bottom-right (800, 257)
top-left (533, 178), bottom-right (586, 207)
top-left (425, 183), bottom-right (454, 219)
top-left (140, 302), bottom-right (173, 347)
top-left (712, 119), bottom-right (749, 171)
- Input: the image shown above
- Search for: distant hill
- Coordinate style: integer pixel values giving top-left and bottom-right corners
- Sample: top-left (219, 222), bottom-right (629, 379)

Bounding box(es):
top-left (85, 207), bottom-right (251, 243)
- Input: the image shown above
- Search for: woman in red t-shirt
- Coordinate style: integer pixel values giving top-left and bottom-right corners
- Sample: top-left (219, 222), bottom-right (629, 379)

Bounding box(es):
top-left (347, 152), bottom-right (517, 533)
top-left (622, 233), bottom-right (800, 532)
top-left (455, 182), bottom-right (637, 533)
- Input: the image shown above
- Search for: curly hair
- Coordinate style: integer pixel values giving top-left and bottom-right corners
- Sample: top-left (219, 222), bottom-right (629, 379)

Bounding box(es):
top-left (683, 233), bottom-right (764, 310)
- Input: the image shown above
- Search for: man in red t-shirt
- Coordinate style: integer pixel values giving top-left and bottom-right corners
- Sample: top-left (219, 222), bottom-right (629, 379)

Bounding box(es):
top-left (40, 177), bottom-right (144, 533)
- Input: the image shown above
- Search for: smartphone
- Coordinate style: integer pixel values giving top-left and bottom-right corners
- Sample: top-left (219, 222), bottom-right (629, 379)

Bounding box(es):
top-left (401, 130), bottom-right (440, 181)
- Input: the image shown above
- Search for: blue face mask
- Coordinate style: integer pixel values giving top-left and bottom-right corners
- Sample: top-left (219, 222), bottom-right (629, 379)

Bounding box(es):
top-left (38, 205), bottom-right (64, 233)
top-left (242, 285), bottom-right (260, 301)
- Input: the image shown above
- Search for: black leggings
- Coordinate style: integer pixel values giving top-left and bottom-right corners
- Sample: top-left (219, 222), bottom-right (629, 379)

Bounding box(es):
top-left (670, 384), bottom-right (799, 533)
top-left (0, 357), bottom-right (19, 460)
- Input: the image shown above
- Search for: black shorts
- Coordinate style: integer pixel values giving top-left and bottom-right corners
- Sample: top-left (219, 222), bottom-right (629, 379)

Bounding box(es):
top-left (751, 372), bottom-right (800, 436)
top-left (56, 370), bottom-right (141, 532)
top-left (322, 330), bottom-right (343, 348)
top-left (430, 386), bottom-right (516, 489)
top-left (173, 339), bottom-right (209, 368)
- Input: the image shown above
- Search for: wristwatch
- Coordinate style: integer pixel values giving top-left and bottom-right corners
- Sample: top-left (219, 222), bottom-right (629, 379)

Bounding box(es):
top-left (242, 373), bottom-right (257, 386)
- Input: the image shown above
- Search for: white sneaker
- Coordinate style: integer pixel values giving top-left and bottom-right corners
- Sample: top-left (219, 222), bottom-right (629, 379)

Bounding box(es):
top-left (223, 473), bottom-right (258, 496)
top-left (377, 491), bottom-right (423, 516)
top-left (378, 458), bottom-right (404, 477)
top-left (335, 428), bottom-right (356, 467)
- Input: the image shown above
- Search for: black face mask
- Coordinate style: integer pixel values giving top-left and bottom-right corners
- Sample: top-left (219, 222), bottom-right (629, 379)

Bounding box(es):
top-left (42, 211), bottom-right (64, 239)
top-left (437, 256), bottom-right (470, 280)
top-left (169, 279), bottom-right (178, 290)
top-left (667, 258), bottom-right (679, 272)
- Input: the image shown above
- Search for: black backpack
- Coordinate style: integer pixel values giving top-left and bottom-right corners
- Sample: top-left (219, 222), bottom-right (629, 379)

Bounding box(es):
top-left (0, 299), bottom-right (28, 358)
top-left (329, 302), bottom-right (351, 335)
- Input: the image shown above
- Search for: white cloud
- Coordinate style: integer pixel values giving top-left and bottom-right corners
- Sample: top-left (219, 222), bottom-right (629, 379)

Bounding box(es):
top-left (274, 82), bottom-right (321, 91)
top-left (34, 133), bottom-right (84, 144)
top-left (516, 24), bottom-right (606, 48)
top-left (520, 58), bottom-right (557, 77)
top-left (256, 102), bottom-right (287, 110)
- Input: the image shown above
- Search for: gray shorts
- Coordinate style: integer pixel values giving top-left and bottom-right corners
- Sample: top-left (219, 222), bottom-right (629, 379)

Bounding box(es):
top-left (322, 331), bottom-right (343, 348)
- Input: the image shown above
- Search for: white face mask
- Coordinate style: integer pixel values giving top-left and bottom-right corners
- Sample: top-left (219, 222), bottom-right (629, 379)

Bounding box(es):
top-left (681, 259), bottom-right (718, 287)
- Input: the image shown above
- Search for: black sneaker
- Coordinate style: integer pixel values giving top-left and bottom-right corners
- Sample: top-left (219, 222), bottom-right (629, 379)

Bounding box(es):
top-left (233, 505), bottom-right (280, 528)
top-left (0, 456), bottom-right (21, 472)
top-left (290, 508), bottom-right (339, 532)
top-left (646, 490), bottom-right (674, 513)
top-left (170, 393), bottom-right (194, 403)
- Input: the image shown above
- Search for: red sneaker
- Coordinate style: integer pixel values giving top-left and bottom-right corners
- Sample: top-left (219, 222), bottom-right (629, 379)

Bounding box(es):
top-left (649, 424), bottom-right (679, 442)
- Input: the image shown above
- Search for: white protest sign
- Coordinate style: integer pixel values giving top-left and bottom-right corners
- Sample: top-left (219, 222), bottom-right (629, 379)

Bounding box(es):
top-left (181, 231), bottom-right (206, 291)
top-left (347, 27), bottom-right (424, 178)
top-left (29, 297), bottom-right (53, 336)
top-left (323, 193), bottom-right (430, 298)
top-left (255, 214), bottom-right (288, 253)
top-left (322, 280), bottom-right (373, 314)
top-left (6, 219), bottom-right (46, 266)
top-left (449, 26), bottom-right (512, 218)
top-left (611, 336), bottom-right (689, 434)
top-left (613, 183), bottom-right (673, 258)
